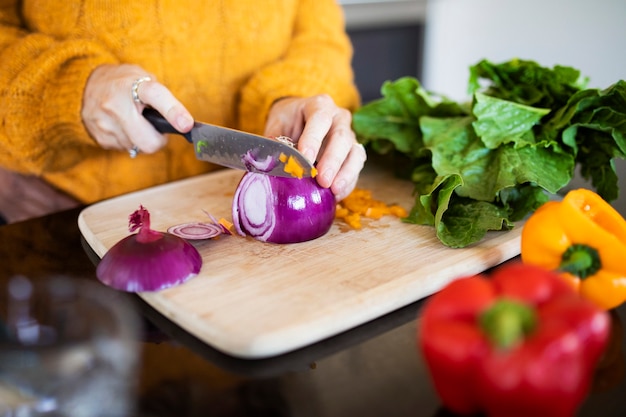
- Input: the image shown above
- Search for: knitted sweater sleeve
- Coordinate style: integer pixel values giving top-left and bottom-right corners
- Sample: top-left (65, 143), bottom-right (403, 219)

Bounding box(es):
top-left (237, 0), bottom-right (360, 134)
top-left (0, 0), bottom-right (118, 175)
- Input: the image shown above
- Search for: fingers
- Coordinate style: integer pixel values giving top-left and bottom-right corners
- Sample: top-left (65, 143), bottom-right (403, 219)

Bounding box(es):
top-left (132, 78), bottom-right (194, 133)
top-left (81, 64), bottom-right (193, 156)
top-left (300, 103), bottom-right (354, 187)
top-left (127, 79), bottom-right (194, 154)
top-left (330, 142), bottom-right (367, 201)
top-left (280, 95), bottom-right (366, 200)
top-left (295, 95), bottom-right (335, 164)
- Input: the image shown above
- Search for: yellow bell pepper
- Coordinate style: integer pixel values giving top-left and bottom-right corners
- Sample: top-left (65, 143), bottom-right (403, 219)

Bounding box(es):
top-left (521, 188), bottom-right (626, 310)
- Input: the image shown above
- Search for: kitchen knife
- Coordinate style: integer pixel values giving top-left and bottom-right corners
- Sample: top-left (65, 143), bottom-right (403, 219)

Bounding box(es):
top-left (142, 108), bottom-right (315, 178)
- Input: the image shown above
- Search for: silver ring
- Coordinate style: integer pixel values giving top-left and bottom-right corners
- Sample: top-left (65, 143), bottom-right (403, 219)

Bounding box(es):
top-left (131, 76), bottom-right (152, 105)
top-left (128, 146), bottom-right (140, 159)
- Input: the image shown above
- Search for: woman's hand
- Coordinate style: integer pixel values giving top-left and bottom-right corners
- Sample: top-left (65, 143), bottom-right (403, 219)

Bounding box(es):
top-left (264, 95), bottom-right (367, 201)
top-left (81, 64), bottom-right (194, 155)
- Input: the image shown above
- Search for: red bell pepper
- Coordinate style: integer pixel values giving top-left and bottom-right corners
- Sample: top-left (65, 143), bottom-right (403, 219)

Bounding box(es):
top-left (419, 262), bottom-right (610, 417)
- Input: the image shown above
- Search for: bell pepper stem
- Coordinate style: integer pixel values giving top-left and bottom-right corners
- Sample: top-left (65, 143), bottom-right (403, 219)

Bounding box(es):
top-left (480, 299), bottom-right (536, 349)
top-left (560, 244), bottom-right (601, 279)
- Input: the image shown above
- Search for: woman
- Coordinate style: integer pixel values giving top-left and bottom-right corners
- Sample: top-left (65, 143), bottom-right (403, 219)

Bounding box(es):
top-left (0, 0), bottom-right (366, 223)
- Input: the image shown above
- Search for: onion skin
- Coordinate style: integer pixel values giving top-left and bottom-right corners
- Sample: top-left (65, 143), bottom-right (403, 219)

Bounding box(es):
top-left (96, 206), bottom-right (202, 292)
top-left (232, 173), bottom-right (336, 244)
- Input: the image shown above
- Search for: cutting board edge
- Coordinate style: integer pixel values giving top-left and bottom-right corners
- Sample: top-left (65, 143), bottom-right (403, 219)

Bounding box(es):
top-left (136, 230), bottom-right (521, 359)
top-left (78, 208), bottom-right (107, 258)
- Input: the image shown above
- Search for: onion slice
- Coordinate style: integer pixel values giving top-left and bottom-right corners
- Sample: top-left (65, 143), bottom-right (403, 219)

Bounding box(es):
top-left (167, 222), bottom-right (224, 240)
top-left (201, 210), bottom-right (233, 235)
top-left (96, 205), bottom-right (202, 292)
top-left (168, 210), bottom-right (233, 240)
top-left (242, 150), bottom-right (278, 172)
top-left (232, 173), bottom-right (335, 244)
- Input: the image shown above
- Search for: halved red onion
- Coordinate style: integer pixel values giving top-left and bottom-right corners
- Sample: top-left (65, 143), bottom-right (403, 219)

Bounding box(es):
top-left (96, 206), bottom-right (202, 292)
top-left (232, 173), bottom-right (336, 244)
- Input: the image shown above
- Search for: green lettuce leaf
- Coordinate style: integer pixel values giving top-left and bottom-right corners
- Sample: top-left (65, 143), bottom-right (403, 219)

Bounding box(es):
top-left (560, 80), bottom-right (626, 200)
top-left (351, 77), bottom-right (429, 156)
top-left (352, 77), bottom-right (467, 157)
top-left (352, 58), bottom-right (626, 248)
top-left (435, 198), bottom-right (513, 249)
top-left (472, 93), bottom-right (551, 149)
top-left (404, 173), bottom-right (514, 248)
top-left (468, 58), bottom-right (587, 108)
top-left (420, 116), bottom-right (573, 201)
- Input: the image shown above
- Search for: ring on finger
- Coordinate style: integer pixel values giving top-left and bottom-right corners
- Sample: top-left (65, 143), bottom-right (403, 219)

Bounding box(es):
top-left (128, 145), bottom-right (140, 159)
top-left (131, 76), bottom-right (152, 105)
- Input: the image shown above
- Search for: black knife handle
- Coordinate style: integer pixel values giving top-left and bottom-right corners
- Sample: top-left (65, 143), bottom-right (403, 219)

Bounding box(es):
top-left (142, 107), bottom-right (193, 143)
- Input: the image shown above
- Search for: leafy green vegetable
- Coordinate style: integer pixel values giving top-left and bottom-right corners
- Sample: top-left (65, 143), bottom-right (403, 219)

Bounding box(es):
top-left (352, 77), bottom-right (467, 159)
top-left (468, 58), bottom-right (587, 108)
top-left (352, 58), bottom-right (626, 248)
top-left (471, 93), bottom-right (550, 149)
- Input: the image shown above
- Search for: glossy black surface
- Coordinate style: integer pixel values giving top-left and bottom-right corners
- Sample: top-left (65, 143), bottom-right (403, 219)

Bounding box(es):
top-left (1, 207), bottom-right (625, 416)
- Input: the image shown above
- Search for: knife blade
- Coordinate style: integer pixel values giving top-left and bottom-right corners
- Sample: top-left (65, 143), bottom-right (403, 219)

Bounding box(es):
top-left (142, 108), bottom-right (315, 178)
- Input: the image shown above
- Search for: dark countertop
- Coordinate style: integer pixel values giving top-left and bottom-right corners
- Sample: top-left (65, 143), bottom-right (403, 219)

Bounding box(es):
top-left (1, 207), bottom-right (625, 417)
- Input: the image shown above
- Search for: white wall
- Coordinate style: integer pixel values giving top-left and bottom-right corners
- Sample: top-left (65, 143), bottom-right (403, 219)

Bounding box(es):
top-left (422, 0), bottom-right (626, 99)
top-left (421, 0), bottom-right (626, 213)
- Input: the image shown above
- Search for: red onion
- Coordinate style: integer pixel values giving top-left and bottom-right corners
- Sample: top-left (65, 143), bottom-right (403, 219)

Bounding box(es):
top-left (231, 173), bottom-right (336, 243)
top-left (242, 150), bottom-right (278, 172)
top-left (167, 222), bottom-right (224, 240)
top-left (202, 209), bottom-right (233, 235)
top-left (168, 210), bottom-right (233, 240)
top-left (96, 206), bottom-right (202, 292)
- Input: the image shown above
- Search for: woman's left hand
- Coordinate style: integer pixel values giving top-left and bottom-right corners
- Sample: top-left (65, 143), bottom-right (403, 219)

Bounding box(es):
top-left (264, 95), bottom-right (366, 201)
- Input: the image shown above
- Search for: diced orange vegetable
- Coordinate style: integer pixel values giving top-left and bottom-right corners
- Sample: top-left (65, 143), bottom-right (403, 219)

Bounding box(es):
top-left (218, 217), bottom-right (234, 234)
top-left (335, 206), bottom-right (350, 218)
top-left (279, 152), bottom-right (314, 179)
top-left (390, 205), bottom-right (408, 217)
top-left (344, 212), bottom-right (362, 229)
top-left (335, 187), bottom-right (407, 229)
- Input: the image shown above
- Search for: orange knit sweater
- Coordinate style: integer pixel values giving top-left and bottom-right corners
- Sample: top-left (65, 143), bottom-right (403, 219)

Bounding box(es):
top-left (0, 0), bottom-right (359, 203)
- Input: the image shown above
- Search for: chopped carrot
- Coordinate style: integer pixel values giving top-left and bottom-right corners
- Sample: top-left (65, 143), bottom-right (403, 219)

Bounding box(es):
top-left (344, 212), bottom-right (362, 229)
top-left (335, 187), bottom-right (407, 229)
top-left (335, 206), bottom-right (350, 218)
top-left (218, 217), bottom-right (234, 234)
top-left (280, 152), bottom-right (317, 179)
top-left (279, 153), bottom-right (305, 179)
top-left (390, 205), bottom-right (408, 217)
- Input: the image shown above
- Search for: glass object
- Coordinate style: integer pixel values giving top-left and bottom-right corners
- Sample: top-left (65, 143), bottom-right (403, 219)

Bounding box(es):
top-left (0, 275), bottom-right (140, 417)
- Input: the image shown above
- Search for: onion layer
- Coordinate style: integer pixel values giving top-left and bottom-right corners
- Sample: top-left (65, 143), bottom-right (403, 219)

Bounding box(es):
top-left (96, 206), bottom-right (202, 292)
top-left (167, 222), bottom-right (223, 240)
top-left (231, 173), bottom-right (335, 243)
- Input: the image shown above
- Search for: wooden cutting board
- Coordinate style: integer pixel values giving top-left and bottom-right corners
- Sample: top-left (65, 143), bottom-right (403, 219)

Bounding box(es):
top-left (78, 165), bottom-right (522, 359)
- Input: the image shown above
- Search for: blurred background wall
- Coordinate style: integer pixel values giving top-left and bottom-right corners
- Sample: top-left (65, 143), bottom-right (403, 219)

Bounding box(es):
top-left (342, 0), bottom-right (426, 102)
top-left (421, 0), bottom-right (626, 100)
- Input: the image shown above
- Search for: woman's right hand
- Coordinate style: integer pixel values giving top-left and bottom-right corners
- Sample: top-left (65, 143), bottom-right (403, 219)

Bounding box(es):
top-left (81, 64), bottom-right (194, 155)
